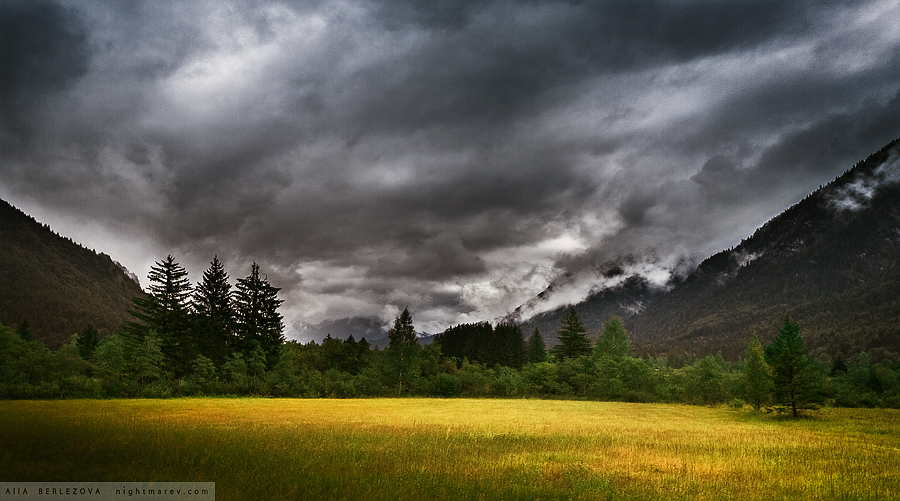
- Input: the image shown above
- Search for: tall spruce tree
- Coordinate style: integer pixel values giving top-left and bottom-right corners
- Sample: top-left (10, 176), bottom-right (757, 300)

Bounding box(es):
top-left (765, 316), bottom-right (820, 417)
top-left (593, 317), bottom-right (630, 359)
top-left (552, 308), bottom-right (591, 360)
top-left (742, 335), bottom-right (772, 411)
top-left (388, 307), bottom-right (416, 346)
top-left (526, 328), bottom-right (547, 363)
top-left (387, 307), bottom-right (420, 395)
top-left (125, 255), bottom-right (195, 377)
top-left (193, 256), bottom-right (235, 365)
top-left (234, 262), bottom-right (284, 366)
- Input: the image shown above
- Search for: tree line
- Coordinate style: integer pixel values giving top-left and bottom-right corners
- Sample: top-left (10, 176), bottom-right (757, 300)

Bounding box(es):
top-left (1, 257), bottom-right (899, 412)
top-left (122, 255), bottom-right (285, 379)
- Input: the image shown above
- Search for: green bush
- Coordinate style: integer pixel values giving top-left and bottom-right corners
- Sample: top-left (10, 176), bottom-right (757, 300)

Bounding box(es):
top-left (433, 372), bottom-right (463, 397)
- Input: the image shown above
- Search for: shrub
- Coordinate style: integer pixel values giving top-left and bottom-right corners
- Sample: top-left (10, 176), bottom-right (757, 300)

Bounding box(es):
top-left (433, 372), bottom-right (463, 397)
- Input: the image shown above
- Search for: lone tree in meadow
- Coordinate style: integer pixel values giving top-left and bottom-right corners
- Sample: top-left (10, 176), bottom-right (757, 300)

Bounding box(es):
top-left (593, 317), bottom-right (630, 359)
top-left (552, 308), bottom-right (591, 360)
top-left (742, 335), bottom-right (772, 411)
top-left (765, 316), bottom-right (820, 417)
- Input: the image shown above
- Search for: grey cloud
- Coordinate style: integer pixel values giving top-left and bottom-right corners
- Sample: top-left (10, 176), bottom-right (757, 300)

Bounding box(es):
top-left (0, 0), bottom-right (89, 138)
top-left (340, 0), bottom-right (822, 138)
top-left (691, 156), bottom-right (746, 200)
top-left (369, 231), bottom-right (486, 280)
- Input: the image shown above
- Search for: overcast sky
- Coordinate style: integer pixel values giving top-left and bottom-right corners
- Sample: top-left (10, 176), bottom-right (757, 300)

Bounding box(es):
top-left (2, 0), bottom-right (899, 339)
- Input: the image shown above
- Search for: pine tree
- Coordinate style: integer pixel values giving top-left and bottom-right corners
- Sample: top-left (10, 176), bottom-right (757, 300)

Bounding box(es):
top-left (234, 262), bottom-right (284, 366)
top-left (765, 316), bottom-right (820, 417)
top-left (386, 307), bottom-right (420, 395)
top-left (552, 308), bottom-right (591, 360)
top-left (125, 255), bottom-right (195, 377)
top-left (193, 256), bottom-right (235, 365)
top-left (593, 317), bottom-right (630, 359)
top-left (526, 329), bottom-right (547, 363)
top-left (742, 335), bottom-right (772, 410)
top-left (76, 324), bottom-right (100, 359)
top-left (388, 307), bottom-right (416, 346)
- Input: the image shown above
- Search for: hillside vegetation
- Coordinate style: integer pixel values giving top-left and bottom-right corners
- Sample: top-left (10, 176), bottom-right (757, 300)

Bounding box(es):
top-left (0, 199), bottom-right (145, 348)
top-left (630, 137), bottom-right (900, 360)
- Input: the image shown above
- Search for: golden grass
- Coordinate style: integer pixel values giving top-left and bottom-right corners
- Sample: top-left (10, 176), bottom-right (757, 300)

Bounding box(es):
top-left (2, 399), bottom-right (899, 500)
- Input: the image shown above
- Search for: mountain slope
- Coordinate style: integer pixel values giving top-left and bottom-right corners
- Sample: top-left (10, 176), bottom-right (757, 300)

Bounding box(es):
top-left (511, 274), bottom-right (668, 344)
top-left (0, 198), bottom-right (145, 348)
top-left (628, 137), bottom-right (900, 360)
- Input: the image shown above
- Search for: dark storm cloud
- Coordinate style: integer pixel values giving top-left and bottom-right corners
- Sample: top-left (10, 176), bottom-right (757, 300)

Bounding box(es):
top-left (349, 0), bottom-right (815, 135)
top-left (2, 0), bottom-right (899, 337)
top-left (0, 0), bottom-right (89, 138)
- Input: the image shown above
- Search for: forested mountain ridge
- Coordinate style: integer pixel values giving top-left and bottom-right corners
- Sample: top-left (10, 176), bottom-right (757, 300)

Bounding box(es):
top-left (510, 137), bottom-right (900, 362)
top-left (0, 198), bottom-right (145, 348)
top-left (629, 137), bottom-right (900, 360)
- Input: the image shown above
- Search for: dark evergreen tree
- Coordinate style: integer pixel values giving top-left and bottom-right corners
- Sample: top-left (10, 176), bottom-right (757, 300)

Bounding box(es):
top-left (830, 353), bottom-right (848, 376)
top-left (765, 316), bottom-right (821, 417)
top-left (234, 262), bottom-right (284, 367)
top-left (742, 335), bottom-right (772, 410)
top-left (593, 317), bottom-right (630, 358)
top-left (193, 256), bottom-right (235, 365)
top-left (526, 329), bottom-right (547, 363)
top-left (433, 322), bottom-right (525, 368)
top-left (125, 255), bottom-right (195, 377)
top-left (495, 323), bottom-right (526, 369)
top-left (386, 307), bottom-right (420, 395)
top-left (388, 307), bottom-right (416, 346)
top-left (16, 320), bottom-right (32, 342)
top-left (551, 308), bottom-right (591, 360)
top-left (434, 322), bottom-right (491, 364)
top-left (321, 334), bottom-right (345, 371)
top-left (76, 324), bottom-right (100, 359)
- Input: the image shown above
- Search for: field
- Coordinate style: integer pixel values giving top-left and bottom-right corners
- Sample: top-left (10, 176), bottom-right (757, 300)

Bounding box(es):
top-left (2, 399), bottom-right (899, 500)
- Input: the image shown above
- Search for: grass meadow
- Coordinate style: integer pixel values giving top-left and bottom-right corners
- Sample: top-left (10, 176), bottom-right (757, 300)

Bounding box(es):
top-left (2, 399), bottom-right (899, 500)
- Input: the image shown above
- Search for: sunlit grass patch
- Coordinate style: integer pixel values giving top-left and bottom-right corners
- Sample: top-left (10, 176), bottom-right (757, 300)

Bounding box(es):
top-left (2, 399), bottom-right (899, 500)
